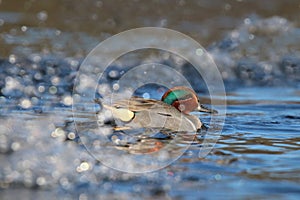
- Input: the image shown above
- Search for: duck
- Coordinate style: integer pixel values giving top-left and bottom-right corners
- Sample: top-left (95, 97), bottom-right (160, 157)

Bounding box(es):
top-left (96, 86), bottom-right (217, 132)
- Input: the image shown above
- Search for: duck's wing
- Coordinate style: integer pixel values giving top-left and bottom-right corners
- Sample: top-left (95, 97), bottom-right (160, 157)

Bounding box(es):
top-left (98, 97), bottom-right (167, 122)
top-left (111, 97), bottom-right (169, 112)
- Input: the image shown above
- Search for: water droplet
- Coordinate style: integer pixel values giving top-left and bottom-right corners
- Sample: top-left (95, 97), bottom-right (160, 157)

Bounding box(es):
top-left (49, 86), bottom-right (57, 94)
top-left (36, 176), bottom-right (46, 186)
top-left (69, 59), bottom-right (79, 68)
top-left (37, 11), bottom-right (48, 21)
top-left (31, 97), bottom-right (39, 105)
top-left (8, 54), bottom-right (16, 64)
top-left (38, 85), bottom-right (45, 93)
top-left (142, 92), bottom-right (150, 99)
top-left (11, 142), bottom-right (20, 151)
top-left (21, 26), bottom-right (27, 32)
top-left (196, 48), bottom-right (203, 56)
top-left (34, 72), bottom-right (42, 80)
top-left (77, 162), bottom-right (90, 172)
top-left (63, 95), bottom-right (73, 106)
top-left (30, 54), bottom-right (41, 63)
top-left (51, 128), bottom-right (65, 138)
top-left (67, 132), bottom-right (76, 140)
top-left (20, 99), bottom-right (32, 109)
top-left (108, 69), bottom-right (120, 79)
top-left (112, 83), bottom-right (120, 91)
top-left (55, 30), bottom-right (61, 36)
top-left (231, 31), bottom-right (239, 39)
top-left (215, 173), bottom-right (222, 180)
top-left (51, 76), bottom-right (60, 85)
top-left (244, 18), bottom-right (251, 25)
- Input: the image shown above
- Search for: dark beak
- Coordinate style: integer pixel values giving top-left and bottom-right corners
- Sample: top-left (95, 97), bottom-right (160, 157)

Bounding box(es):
top-left (197, 104), bottom-right (218, 114)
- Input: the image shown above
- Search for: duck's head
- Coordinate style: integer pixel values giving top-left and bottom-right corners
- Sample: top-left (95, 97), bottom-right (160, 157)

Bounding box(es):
top-left (161, 86), bottom-right (217, 114)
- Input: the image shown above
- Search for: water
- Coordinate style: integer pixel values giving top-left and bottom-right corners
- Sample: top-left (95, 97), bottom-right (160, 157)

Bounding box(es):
top-left (1, 0), bottom-right (300, 199)
top-left (1, 89), bottom-right (299, 199)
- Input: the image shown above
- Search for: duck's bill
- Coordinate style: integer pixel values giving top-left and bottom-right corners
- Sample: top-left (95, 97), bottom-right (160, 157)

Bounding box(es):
top-left (197, 104), bottom-right (218, 114)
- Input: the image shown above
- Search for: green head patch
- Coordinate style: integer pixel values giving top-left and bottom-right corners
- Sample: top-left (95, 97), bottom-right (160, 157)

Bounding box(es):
top-left (162, 89), bottom-right (192, 105)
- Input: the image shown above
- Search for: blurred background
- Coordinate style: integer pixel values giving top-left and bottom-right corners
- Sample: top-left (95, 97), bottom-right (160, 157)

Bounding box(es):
top-left (1, 0), bottom-right (300, 199)
top-left (1, 0), bottom-right (300, 57)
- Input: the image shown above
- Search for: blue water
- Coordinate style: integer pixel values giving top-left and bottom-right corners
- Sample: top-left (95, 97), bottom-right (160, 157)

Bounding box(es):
top-left (0, 87), bottom-right (299, 199)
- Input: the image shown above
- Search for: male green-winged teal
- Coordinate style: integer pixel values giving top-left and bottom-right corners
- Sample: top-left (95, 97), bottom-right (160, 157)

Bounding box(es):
top-left (97, 86), bottom-right (217, 132)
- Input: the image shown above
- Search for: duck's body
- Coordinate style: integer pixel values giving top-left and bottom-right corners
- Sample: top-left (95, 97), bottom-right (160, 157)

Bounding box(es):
top-left (103, 97), bottom-right (202, 132)
top-left (98, 87), bottom-right (217, 132)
